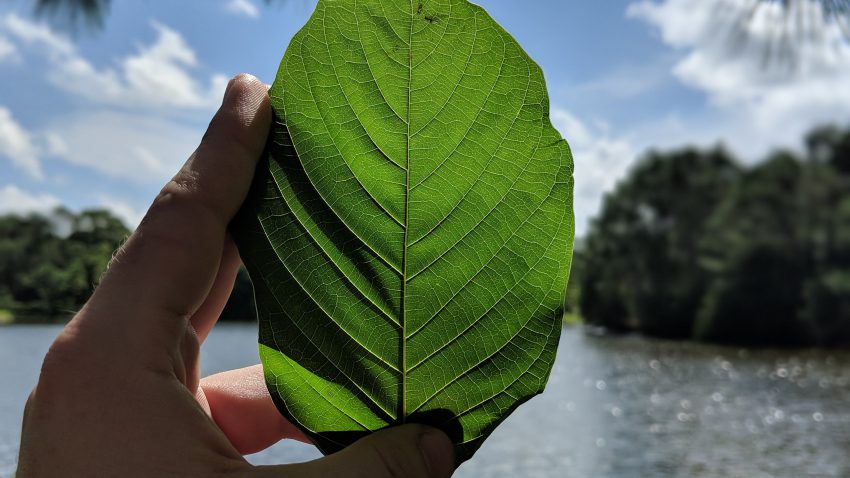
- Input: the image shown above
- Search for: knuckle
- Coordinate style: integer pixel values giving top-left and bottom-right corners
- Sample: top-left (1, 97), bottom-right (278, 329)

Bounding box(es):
top-left (41, 329), bottom-right (83, 374)
top-left (181, 324), bottom-right (201, 363)
top-left (142, 180), bottom-right (188, 229)
top-left (175, 324), bottom-right (201, 387)
top-left (154, 170), bottom-right (228, 226)
top-left (150, 178), bottom-right (199, 218)
top-left (23, 388), bottom-right (37, 418)
top-left (33, 330), bottom-right (87, 407)
top-left (137, 180), bottom-right (221, 250)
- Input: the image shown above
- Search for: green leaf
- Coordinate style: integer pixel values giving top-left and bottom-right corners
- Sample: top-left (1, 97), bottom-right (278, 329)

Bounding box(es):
top-left (233, 0), bottom-right (574, 464)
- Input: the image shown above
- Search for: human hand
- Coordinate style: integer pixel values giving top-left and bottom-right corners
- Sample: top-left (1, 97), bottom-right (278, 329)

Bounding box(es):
top-left (16, 74), bottom-right (455, 478)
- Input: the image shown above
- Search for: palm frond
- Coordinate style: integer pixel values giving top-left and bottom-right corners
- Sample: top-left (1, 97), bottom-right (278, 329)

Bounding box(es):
top-left (30, 0), bottom-right (286, 34)
top-left (710, 0), bottom-right (850, 75)
top-left (32, 0), bottom-right (110, 35)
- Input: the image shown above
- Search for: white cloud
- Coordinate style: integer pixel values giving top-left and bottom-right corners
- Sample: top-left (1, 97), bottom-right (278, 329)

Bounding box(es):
top-left (628, 0), bottom-right (850, 158)
top-left (0, 185), bottom-right (144, 230)
top-left (44, 132), bottom-right (68, 156)
top-left (0, 15), bottom-right (226, 185)
top-left (44, 110), bottom-right (202, 184)
top-left (0, 185), bottom-right (60, 216)
top-left (225, 0), bottom-right (260, 19)
top-left (552, 107), bottom-right (637, 236)
top-left (3, 14), bottom-right (72, 57)
top-left (0, 106), bottom-right (43, 179)
top-left (0, 35), bottom-right (17, 62)
top-left (97, 194), bottom-right (146, 229)
top-left (117, 22), bottom-right (229, 109)
top-left (554, 0), bottom-right (850, 234)
top-left (2, 14), bottom-right (228, 111)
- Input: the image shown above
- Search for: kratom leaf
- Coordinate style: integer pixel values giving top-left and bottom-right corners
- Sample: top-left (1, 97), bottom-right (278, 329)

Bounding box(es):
top-left (233, 0), bottom-right (574, 464)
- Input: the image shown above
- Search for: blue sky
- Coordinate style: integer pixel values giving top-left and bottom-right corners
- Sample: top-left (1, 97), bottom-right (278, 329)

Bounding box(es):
top-left (1, 0), bottom-right (849, 235)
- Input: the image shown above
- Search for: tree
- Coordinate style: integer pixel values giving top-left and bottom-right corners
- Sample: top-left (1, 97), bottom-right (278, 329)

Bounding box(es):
top-left (580, 147), bottom-right (740, 337)
top-left (694, 153), bottom-right (812, 345)
top-left (581, 125), bottom-right (850, 347)
top-left (0, 208), bottom-right (259, 324)
top-left (797, 126), bottom-right (850, 345)
top-left (219, 267), bottom-right (257, 322)
top-left (0, 208), bottom-right (129, 321)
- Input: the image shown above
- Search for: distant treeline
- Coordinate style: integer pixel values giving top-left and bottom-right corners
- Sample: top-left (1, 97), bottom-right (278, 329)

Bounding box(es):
top-left (0, 208), bottom-right (257, 323)
top-left (0, 209), bottom-right (127, 322)
top-left (4, 126), bottom-right (849, 348)
top-left (575, 125), bottom-right (850, 347)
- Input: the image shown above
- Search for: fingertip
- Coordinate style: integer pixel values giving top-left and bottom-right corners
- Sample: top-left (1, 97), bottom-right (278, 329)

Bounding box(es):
top-left (210, 74), bottom-right (272, 163)
top-left (418, 427), bottom-right (455, 478)
top-left (345, 424), bottom-right (455, 478)
top-left (224, 74), bottom-right (268, 112)
top-left (201, 365), bottom-right (310, 454)
top-left (224, 73), bottom-right (266, 103)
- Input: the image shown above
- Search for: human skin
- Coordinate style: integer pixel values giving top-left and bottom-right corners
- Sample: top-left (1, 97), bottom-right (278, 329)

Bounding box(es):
top-left (15, 74), bottom-right (454, 478)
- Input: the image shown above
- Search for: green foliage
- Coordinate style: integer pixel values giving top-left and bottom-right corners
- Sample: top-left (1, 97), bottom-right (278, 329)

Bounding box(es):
top-left (580, 148), bottom-right (740, 337)
top-left (0, 208), bottom-right (260, 325)
top-left (562, 244), bottom-right (584, 325)
top-left (694, 153), bottom-right (809, 345)
top-left (0, 208), bottom-right (129, 321)
top-left (582, 125), bottom-right (850, 347)
top-left (234, 0), bottom-right (573, 463)
top-left (218, 267), bottom-right (257, 322)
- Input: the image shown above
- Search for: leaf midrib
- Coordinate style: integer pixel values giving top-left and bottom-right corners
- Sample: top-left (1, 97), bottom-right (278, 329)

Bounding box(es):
top-left (399, 0), bottom-right (414, 425)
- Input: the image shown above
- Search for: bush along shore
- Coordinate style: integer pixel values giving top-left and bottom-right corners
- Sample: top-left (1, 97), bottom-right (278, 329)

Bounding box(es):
top-left (577, 125), bottom-right (850, 347)
top-left (0, 208), bottom-right (257, 324)
top-left (4, 125), bottom-right (849, 348)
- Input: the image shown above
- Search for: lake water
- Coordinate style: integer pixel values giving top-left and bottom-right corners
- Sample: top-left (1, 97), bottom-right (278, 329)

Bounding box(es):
top-left (1, 325), bottom-right (849, 478)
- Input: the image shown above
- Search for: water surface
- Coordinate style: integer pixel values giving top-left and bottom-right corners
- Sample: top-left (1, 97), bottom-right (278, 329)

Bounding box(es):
top-left (1, 325), bottom-right (848, 477)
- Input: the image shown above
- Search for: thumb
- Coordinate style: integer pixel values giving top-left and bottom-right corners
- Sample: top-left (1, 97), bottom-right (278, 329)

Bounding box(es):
top-left (246, 425), bottom-right (455, 478)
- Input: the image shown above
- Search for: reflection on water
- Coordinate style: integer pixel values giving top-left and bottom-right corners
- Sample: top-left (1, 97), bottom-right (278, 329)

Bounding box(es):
top-left (1, 325), bottom-right (849, 477)
top-left (514, 332), bottom-right (850, 478)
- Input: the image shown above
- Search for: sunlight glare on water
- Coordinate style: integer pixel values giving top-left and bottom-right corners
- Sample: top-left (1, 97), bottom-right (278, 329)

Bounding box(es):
top-left (1, 325), bottom-right (849, 478)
